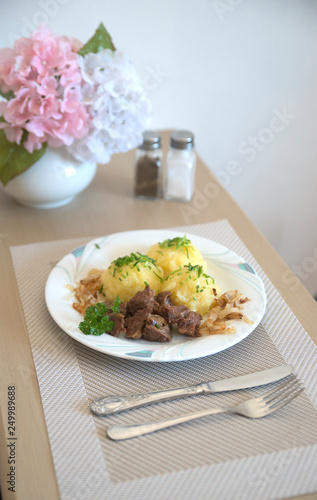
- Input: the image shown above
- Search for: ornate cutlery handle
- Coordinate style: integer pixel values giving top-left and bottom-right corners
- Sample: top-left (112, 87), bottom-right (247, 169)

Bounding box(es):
top-left (107, 406), bottom-right (225, 440)
top-left (90, 383), bottom-right (207, 416)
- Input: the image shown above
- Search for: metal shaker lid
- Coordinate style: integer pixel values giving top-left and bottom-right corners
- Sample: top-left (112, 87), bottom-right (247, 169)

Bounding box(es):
top-left (170, 130), bottom-right (194, 149)
top-left (139, 131), bottom-right (162, 150)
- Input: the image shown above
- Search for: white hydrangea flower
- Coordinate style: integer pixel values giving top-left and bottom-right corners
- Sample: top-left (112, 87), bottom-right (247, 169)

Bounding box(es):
top-left (67, 49), bottom-right (151, 163)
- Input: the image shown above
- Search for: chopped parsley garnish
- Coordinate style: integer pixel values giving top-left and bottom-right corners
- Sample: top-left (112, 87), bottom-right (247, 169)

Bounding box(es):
top-left (95, 243), bottom-right (100, 249)
top-left (110, 252), bottom-right (161, 277)
top-left (164, 267), bottom-right (182, 280)
top-left (184, 263), bottom-right (203, 278)
top-left (164, 263), bottom-right (215, 296)
top-left (153, 271), bottom-right (164, 283)
top-left (184, 263), bottom-right (214, 284)
top-left (158, 235), bottom-right (193, 258)
top-left (79, 297), bottom-right (121, 336)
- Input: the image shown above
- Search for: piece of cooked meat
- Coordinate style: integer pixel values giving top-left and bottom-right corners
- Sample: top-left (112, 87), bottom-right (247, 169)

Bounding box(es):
top-left (125, 308), bottom-right (150, 339)
top-left (143, 314), bottom-right (172, 342)
top-left (154, 291), bottom-right (173, 307)
top-left (126, 286), bottom-right (158, 316)
top-left (157, 304), bottom-right (190, 324)
top-left (118, 301), bottom-right (127, 316)
top-left (106, 312), bottom-right (126, 337)
top-left (177, 311), bottom-right (202, 337)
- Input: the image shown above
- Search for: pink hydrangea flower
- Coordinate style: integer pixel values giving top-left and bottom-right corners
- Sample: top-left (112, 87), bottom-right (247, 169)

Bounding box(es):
top-left (0, 25), bottom-right (91, 152)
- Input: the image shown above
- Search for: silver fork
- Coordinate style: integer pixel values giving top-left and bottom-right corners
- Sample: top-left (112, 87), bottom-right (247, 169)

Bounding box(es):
top-left (107, 375), bottom-right (303, 441)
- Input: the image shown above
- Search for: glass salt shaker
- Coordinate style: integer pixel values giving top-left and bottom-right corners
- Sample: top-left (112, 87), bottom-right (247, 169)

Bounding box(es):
top-left (134, 131), bottom-right (162, 199)
top-left (164, 130), bottom-right (196, 202)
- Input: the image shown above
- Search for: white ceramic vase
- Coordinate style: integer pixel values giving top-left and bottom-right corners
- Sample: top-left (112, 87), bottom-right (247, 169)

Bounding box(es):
top-left (2, 147), bottom-right (97, 209)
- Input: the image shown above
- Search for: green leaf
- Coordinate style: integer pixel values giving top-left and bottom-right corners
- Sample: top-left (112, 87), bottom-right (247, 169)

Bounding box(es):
top-left (112, 296), bottom-right (121, 314)
top-left (0, 130), bottom-right (47, 186)
top-left (79, 302), bottom-right (114, 336)
top-left (78, 22), bottom-right (115, 57)
top-left (0, 89), bottom-right (14, 100)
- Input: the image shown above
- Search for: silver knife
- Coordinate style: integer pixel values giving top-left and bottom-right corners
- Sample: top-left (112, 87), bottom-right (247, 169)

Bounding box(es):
top-left (90, 364), bottom-right (293, 416)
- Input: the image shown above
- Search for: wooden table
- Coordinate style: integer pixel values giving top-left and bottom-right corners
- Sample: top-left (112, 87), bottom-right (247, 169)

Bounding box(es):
top-left (0, 131), bottom-right (316, 500)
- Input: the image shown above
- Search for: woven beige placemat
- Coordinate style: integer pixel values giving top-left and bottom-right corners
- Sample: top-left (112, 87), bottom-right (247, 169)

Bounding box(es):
top-left (10, 220), bottom-right (317, 500)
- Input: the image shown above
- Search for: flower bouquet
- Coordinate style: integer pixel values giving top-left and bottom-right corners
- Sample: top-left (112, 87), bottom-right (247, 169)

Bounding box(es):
top-left (0, 23), bottom-right (151, 187)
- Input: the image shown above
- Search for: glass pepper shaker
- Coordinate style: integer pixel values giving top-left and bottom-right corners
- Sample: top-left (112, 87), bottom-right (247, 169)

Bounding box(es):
top-left (164, 130), bottom-right (196, 202)
top-left (134, 131), bottom-right (162, 199)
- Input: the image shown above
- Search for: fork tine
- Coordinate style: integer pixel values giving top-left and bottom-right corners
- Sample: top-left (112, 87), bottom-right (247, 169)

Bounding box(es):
top-left (264, 379), bottom-right (301, 405)
top-left (262, 387), bottom-right (305, 416)
top-left (265, 382), bottom-right (302, 407)
top-left (255, 374), bottom-right (296, 401)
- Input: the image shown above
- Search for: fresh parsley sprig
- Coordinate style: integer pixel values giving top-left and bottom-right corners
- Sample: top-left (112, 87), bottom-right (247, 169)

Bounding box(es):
top-left (79, 297), bottom-right (121, 336)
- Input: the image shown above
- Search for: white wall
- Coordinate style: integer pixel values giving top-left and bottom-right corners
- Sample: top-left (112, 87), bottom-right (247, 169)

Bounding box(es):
top-left (1, 0), bottom-right (317, 296)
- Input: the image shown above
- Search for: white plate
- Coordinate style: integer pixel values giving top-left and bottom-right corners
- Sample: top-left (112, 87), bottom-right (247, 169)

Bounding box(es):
top-left (45, 230), bottom-right (266, 362)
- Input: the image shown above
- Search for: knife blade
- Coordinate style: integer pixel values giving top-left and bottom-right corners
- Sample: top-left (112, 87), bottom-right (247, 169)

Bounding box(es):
top-left (90, 364), bottom-right (294, 416)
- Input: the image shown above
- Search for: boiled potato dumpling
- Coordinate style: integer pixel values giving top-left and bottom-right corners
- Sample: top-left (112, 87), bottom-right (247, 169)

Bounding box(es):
top-left (160, 263), bottom-right (221, 316)
top-left (147, 236), bottom-right (205, 276)
top-left (101, 253), bottom-right (163, 302)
